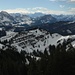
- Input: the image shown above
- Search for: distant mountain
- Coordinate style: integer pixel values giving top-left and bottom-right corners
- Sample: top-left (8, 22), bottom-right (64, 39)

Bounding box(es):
top-left (10, 13), bottom-right (21, 17)
top-left (0, 11), bottom-right (33, 26)
top-left (34, 21), bottom-right (75, 35)
top-left (32, 14), bottom-right (57, 25)
top-left (10, 13), bottom-right (75, 26)
top-left (14, 14), bottom-right (33, 25)
top-left (0, 11), bottom-right (15, 26)
top-left (1, 11), bottom-right (75, 33)
top-left (28, 12), bottom-right (45, 18)
top-left (52, 14), bottom-right (75, 22)
top-left (0, 11), bottom-right (13, 27)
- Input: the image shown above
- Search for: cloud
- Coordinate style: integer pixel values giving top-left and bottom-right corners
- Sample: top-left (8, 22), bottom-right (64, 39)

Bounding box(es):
top-left (68, 8), bottom-right (75, 13)
top-left (49, 0), bottom-right (75, 2)
top-left (49, 0), bottom-right (56, 1)
top-left (0, 7), bottom-right (75, 15)
top-left (3, 8), bottom-right (30, 14)
top-left (69, 0), bottom-right (75, 2)
top-left (49, 0), bottom-right (67, 2)
top-left (59, 5), bottom-right (65, 8)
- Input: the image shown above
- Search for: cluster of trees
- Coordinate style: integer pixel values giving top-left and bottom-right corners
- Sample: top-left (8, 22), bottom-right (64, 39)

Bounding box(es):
top-left (0, 47), bottom-right (27, 75)
top-left (0, 42), bottom-right (75, 75)
top-left (0, 30), bottom-right (6, 37)
top-left (29, 43), bottom-right (75, 75)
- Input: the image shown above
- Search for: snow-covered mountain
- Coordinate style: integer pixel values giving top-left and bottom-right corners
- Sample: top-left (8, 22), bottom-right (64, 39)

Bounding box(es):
top-left (52, 14), bottom-right (75, 22)
top-left (0, 28), bottom-right (75, 53)
top-left (12, 14), bottom-right (33, 25)
top-left (32, 14), bottom-right (57, 25)
top-left (0, 11), bottom-right (33, 26)
top-left (0, 11), bottom-right (15, 23)
top-left (1, 11), bottom-right (75, 35)
top-left (28, 12), bottom-right (45, 18)
top-left (1, 11), bottom-right (75, 27)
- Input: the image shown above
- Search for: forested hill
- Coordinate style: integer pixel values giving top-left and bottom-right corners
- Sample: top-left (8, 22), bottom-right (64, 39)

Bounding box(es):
top-left (0, 42), bottom-right (75, 75)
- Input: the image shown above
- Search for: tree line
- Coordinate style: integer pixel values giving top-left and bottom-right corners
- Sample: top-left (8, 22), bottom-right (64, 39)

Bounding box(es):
top-left (0, 42), bottom-right (75, 75)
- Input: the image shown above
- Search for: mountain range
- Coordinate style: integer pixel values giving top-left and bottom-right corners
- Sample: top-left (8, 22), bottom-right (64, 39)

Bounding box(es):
top-left (0, 11), bottom-right (75, 35)
top-left (0, 11), bottom-right (75, 26)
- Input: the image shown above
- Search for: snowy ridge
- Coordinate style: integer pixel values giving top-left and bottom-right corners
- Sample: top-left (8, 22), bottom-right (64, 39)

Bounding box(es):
top-left (1, 28), bottom-right (75, 53)
top-left (11, 29), bottom-right (75, 53)
top-left (10, 29), bottom-right (74, 53)
top-left (0, 31), bottom-right (17, 41)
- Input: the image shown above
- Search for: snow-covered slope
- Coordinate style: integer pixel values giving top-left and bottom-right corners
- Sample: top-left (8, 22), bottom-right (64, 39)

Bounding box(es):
top-left (12, 14), bottom-right (33, 25)
top-left (0, 31), bottom-right (17, 41)
top-left (0, 11), bottom-right (33, 26)
top-left (9, 29), bottom-right (74, 53)
top-left (52, 14), bottom-right (75, 22)
top-left (11, 29), bottom-right (75, 52)
top-left (0, 11), bottom-right (15, 23)
top-left (1, 28), bottom-right (75, 53)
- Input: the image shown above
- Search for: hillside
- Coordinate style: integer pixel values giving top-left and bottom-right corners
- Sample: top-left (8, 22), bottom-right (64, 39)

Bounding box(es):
top-left (0, 28), bottom-right (75, 75)
top-left (0, 28), bottom-right (75, 53)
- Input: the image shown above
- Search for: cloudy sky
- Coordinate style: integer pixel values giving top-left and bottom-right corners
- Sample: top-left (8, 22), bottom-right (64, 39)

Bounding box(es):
top-left (0, 0), bottom-right (75, 14)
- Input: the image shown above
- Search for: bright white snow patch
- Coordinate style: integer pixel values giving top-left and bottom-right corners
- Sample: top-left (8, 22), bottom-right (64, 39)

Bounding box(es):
top-left (0, 31), bottom-right (18, 41)
top-left (0, 44), bottom-right (4, 49)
